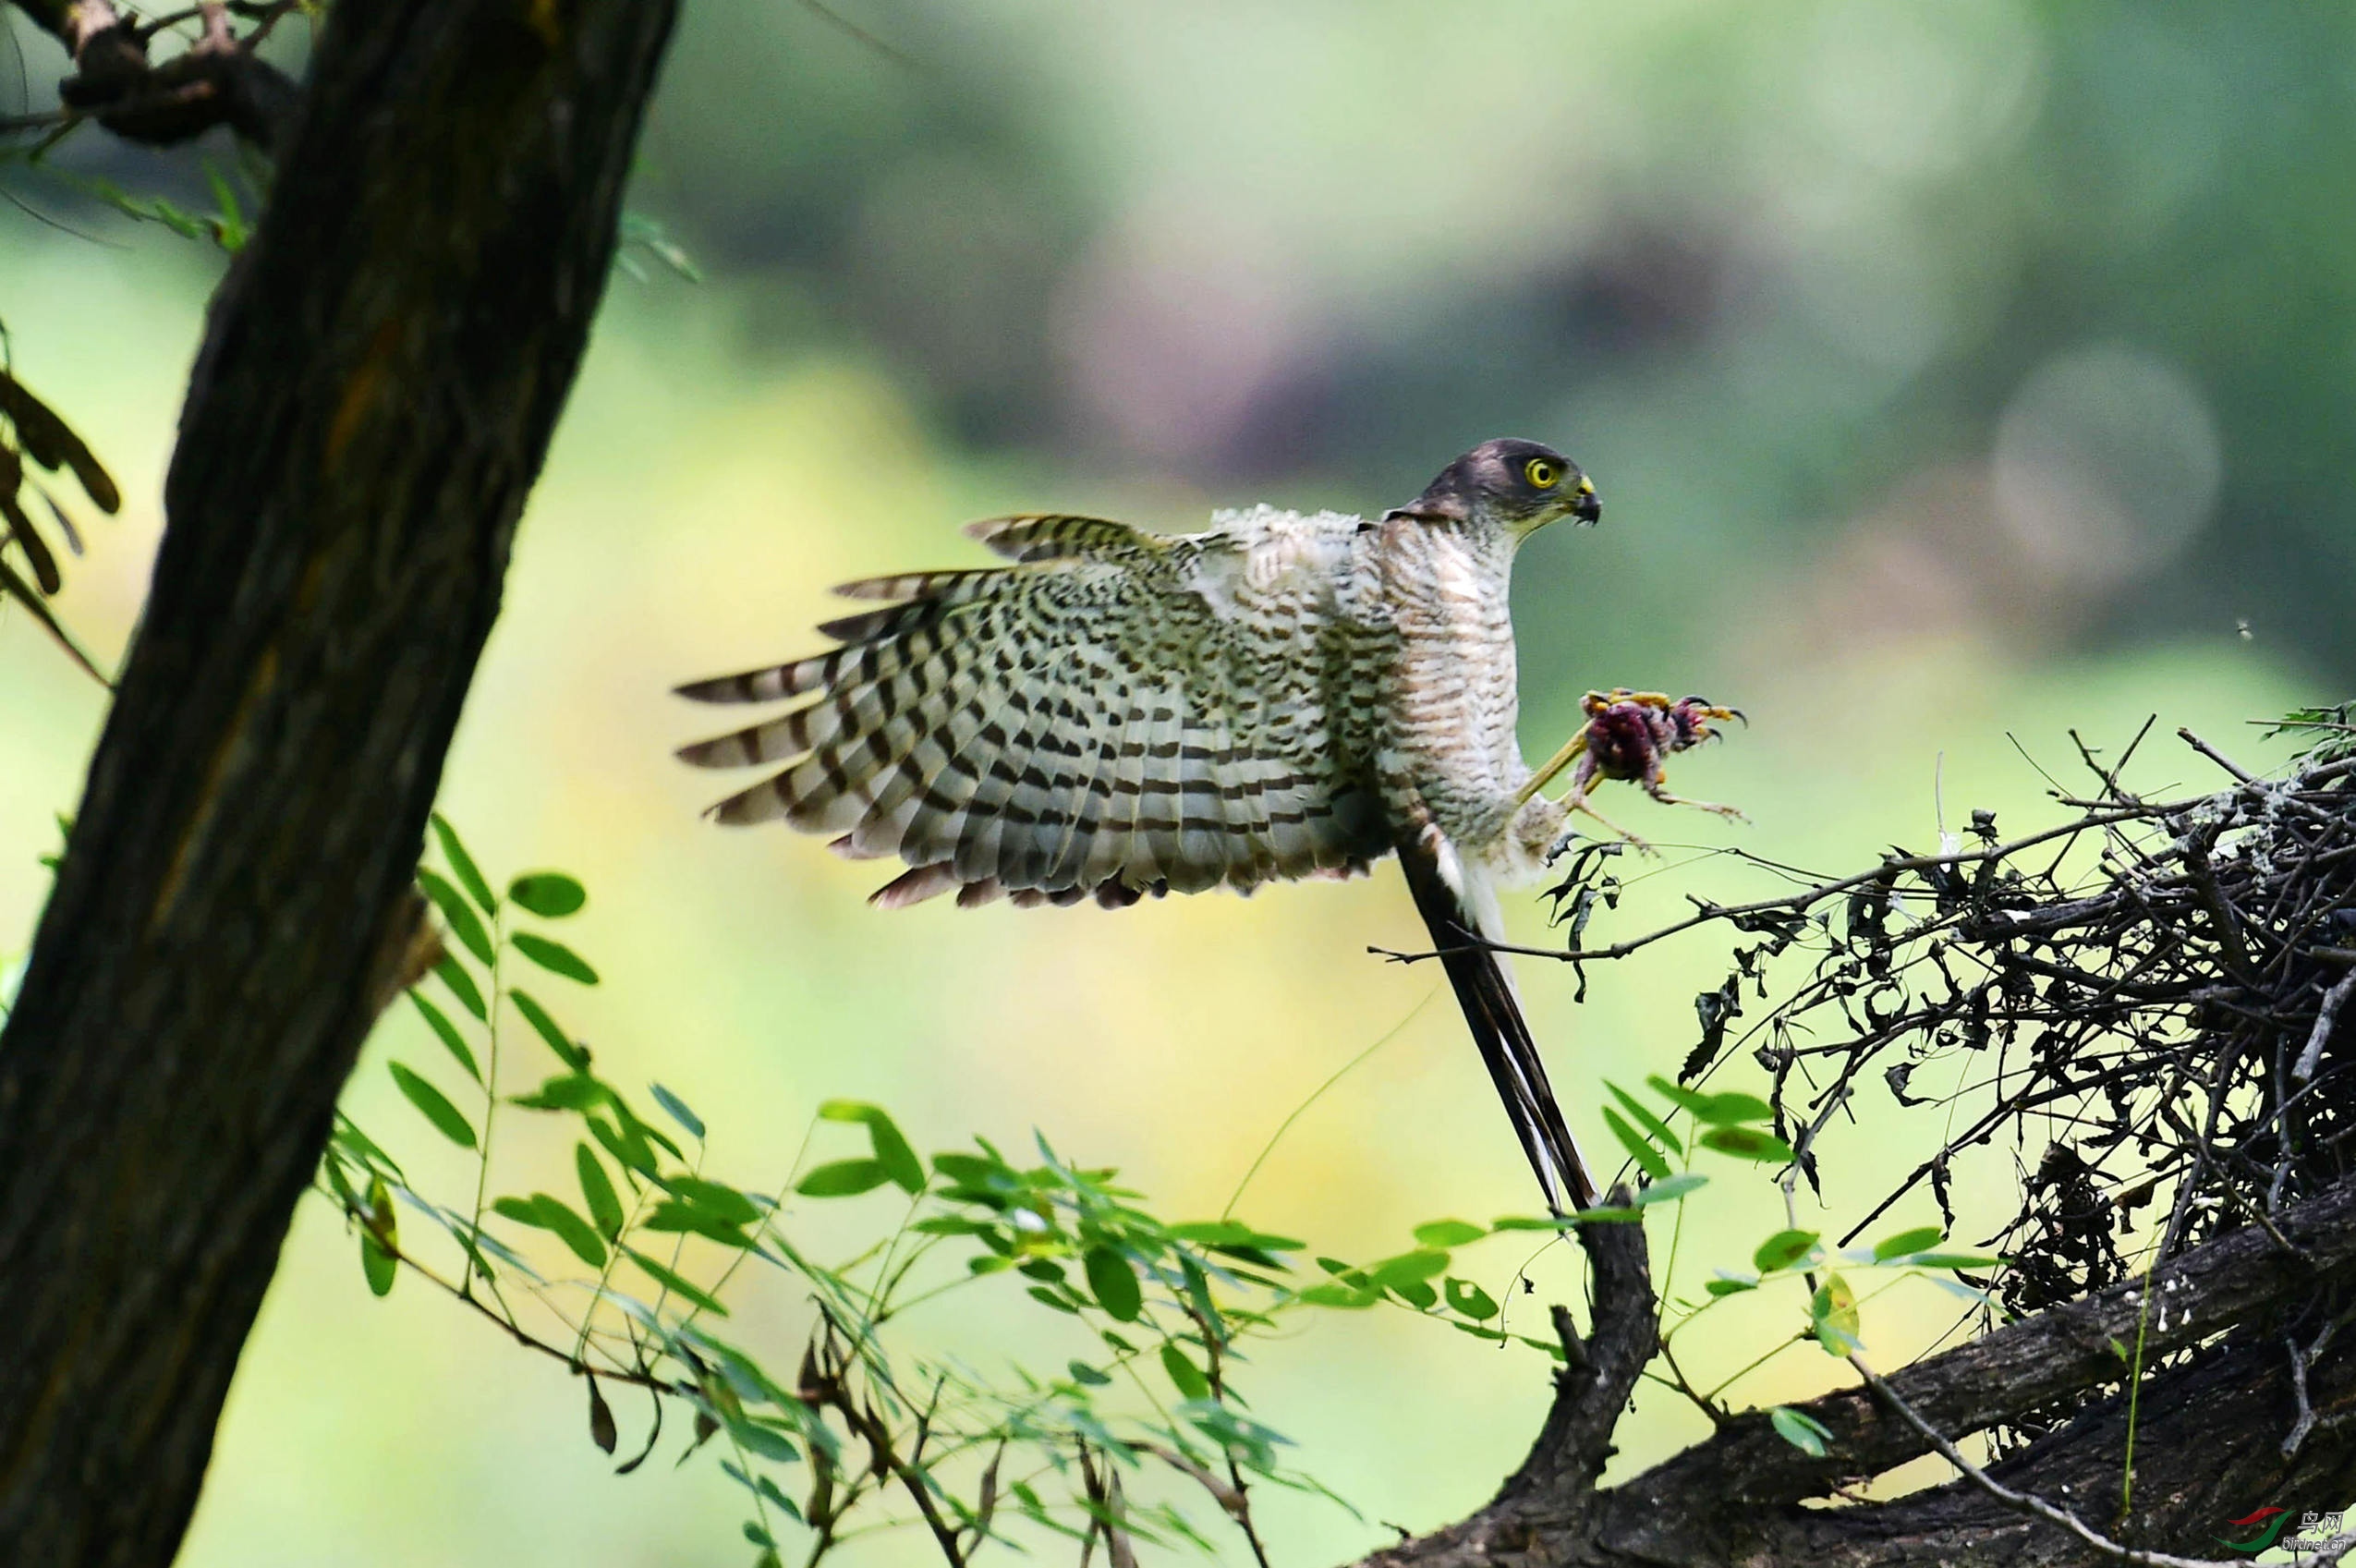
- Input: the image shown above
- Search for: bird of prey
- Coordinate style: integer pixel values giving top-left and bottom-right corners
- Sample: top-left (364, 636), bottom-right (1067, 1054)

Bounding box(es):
top-left (677, 439), bottom-right (1736, 1212)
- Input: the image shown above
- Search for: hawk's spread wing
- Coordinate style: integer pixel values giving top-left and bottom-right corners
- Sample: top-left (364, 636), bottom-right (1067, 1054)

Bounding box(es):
top-left (677, 513), bottom-right (1389, 908)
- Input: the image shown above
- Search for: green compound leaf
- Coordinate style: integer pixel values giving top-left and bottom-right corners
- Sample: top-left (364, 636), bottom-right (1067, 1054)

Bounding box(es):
top-left (667, 1176), bottom-right (760, 1227)
top-left (1634, 1172), bottom-right (1707, 1205)
top-left (650, 1082), bottom-right (707, 1141)
top-left (1084, 1245), bottom-right (1143, 1321)
top-left (1170, 1220), bottom-right (1306, 1252)
top-left (408, 991), bottom-right (480, 1083)
top-left (1699, 1124), bottom-right (1795, 1163)
top-left (1295, 1280), bottom-right (1381, 1308)
top-left (1770, 1404), bottom-right (1833, 1457)
top-left (1812, 1272), bottom-right (1862, 1356)
top-left (360, 1231), bottom-right (397, 1296)
top-left (625, 1247), bottom-right (728, 1316)
top-left (642, 1201), bottom-right (753, 1247)
top-left (1412, 1219), bottom-right (1486, 1248)
top-left (1872, 1225), bottom-right (1947, 1262)
top-left (1366, 1248), bottom-right (1450, 1289)
top-left (795, 1159), bottom-right (891, 1197)
top-left (1604, 1106), bottom-right (1673, 1180)
top-left (389, 1062), bottom-right (476, 1149)
top-left (1604, 1079), bottom-right (1682, 1156)
top-left (429, 814), bottom-right (499, 914)
top-left (1443, 1276), bottom-right (1500, 1319)
top-left (1160, 1342), bottom-right (1212, 1401)
top-left (818, 1100), bottom-right (923, 1193)
top-left (510, 931), bottom-right (599, 985)
top-left (433, 954), bottom-right (486, 1021)
top-left (531, 1194), bottom-right (607, 1268)
top-left (1753, 1228), bottom-right (1821, 1273)
top-left (1646, 1074), bottom-right (1773, 1125)
top-left (508, 871), bottom-right (587, 918)
top-left (508, 989), bottom-right (588, 1070)
top-left (417, 869), bottom-right (493, 966)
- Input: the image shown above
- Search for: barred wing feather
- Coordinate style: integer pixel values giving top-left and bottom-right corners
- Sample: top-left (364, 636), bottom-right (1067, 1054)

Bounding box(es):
top-left (677, 516), bottom-right (1387, 908)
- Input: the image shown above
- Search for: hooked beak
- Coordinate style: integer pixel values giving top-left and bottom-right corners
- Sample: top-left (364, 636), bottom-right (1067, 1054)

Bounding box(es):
top-left (1571, 475), bottom-right (1601, 526)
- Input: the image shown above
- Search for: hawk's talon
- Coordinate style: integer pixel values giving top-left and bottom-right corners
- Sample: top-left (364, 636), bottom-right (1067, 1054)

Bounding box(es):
top-left (1649, 792), bottom-right (1750, 825)
top-left (1569, 794), bottom-right (1658, 857)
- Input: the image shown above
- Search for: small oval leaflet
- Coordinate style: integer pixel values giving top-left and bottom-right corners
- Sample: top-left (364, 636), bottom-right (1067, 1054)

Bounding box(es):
top-left (625, 1246), bottom-right (729, 1317)
top-left (1084, 1245), bottom-right (1143, 1321)
top-left (1699, 1125), bottom-right (1795, 1163)
top-left (389, 1061), bottom-right (477, 1149)
top-left (1770, 1404), bottom-right (1833, 1457)
top-left (1754, 1228), bottom-right (1820, 1273)
top-left (433, 954), bottom-right (487, 1021)
top-left (429, 814), bottom-right (499, 914)
top-left (576, 1143), bottom-right (625, 1240)
top-left (1812, 1273), bottom-right (1862, 1356)
top-left (359, 1232), bottom-right (397, 1297)
top-left (417, 869), bottom-right (494, 966)
top-left (1412, 1219), bottom-right (1487, 1248)
top-left (408, 991), bottom-right (480, 1083)
top-left (1160, 1342), bottom-right (1212, 1401)
top-left (650, 1082), bottom-right (706, 1140)
top-left (816, 1100), bottom-right (923, 1194)
top-left (1604, 1106), bottom-right (1673, 1180)
top-left (796, 1159), bottom-right (892, 1197)
top-left (1872, 1225), bottom-right (1947, 1262)
top-left (511, 930), bottom-right (599, 985)
top-left (509, 989), bottom-right (589, 1070)
top-left (531, 1193), bottom-right (607, 1268)
top-left (509, 871), bottom-right (587, 918)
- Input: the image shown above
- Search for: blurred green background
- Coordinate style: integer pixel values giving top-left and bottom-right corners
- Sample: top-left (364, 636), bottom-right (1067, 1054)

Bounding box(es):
top-left (2, 2), bottom-right (2350, 1563)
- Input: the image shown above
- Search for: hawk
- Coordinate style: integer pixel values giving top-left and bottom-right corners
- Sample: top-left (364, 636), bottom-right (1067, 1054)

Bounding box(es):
top-left (677, 439), bottom-right (1736, 1211)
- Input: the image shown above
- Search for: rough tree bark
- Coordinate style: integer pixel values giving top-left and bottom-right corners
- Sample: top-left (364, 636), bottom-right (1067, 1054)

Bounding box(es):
top-left (0, 3), bottom-right (676, 1562)
top-left (1362, 1171), bottom-right (2355, 1568)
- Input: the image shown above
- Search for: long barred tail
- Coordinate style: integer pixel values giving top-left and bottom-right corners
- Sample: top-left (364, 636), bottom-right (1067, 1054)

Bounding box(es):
top-left (1395, 828), bottom-right (1598, 1215)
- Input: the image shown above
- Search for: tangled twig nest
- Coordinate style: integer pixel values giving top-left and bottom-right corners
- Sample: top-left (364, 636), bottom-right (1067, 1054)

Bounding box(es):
top-left (1543, 713), bottom-right (2356, 1457)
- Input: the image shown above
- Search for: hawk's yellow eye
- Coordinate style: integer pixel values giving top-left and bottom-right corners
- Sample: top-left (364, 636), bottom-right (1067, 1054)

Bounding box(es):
top-left (1524, 457), bottom-right (1561, 489)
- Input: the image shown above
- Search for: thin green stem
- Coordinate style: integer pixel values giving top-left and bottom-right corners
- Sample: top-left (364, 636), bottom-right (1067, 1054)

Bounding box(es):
top-left (463, 908), bottom-right (505, 1300)
top-left (2119, 1233), bottom-right (2163, 1513)
top-left (1222, 985), bottom-right (1437, 1219)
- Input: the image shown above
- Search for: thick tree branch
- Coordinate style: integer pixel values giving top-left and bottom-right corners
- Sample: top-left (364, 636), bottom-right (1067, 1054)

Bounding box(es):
top-left (0, 2), bottom-right (675, 1562)
top-left (1361, 1165), bottom-right (2356, 1568)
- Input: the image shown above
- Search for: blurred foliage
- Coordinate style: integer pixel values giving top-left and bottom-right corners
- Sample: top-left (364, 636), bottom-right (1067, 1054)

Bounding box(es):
top-left (323, 820), bottom-right (2010, 1564)
top-left (0, 346), bottom-right (115, 681)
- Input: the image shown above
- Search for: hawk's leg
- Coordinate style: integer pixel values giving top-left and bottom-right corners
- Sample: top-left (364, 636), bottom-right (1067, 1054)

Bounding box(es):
top-left (1517, 727), bottom-right (1590, 807)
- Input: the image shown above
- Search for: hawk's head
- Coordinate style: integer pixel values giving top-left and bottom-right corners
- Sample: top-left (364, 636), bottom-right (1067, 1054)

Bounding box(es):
top-left (1387, 438), bottom-right (1600, 534)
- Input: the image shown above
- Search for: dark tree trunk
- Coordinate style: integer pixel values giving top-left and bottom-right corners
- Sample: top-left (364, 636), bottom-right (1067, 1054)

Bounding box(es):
top-left (0, 4), bottom-right (675, 1562)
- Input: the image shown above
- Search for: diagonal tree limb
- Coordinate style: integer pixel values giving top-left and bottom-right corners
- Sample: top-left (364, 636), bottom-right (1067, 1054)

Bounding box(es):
top-left (1363, 1165), bottom-right (2356, 1568)
top-left (1615, 1160), bottom-right (2356, 1514)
